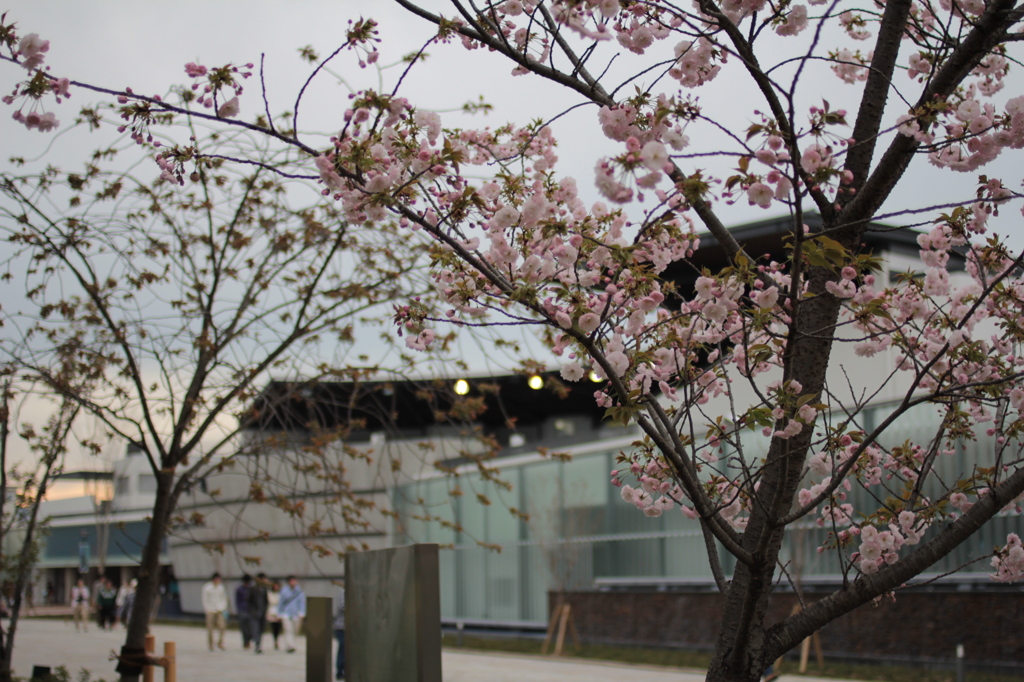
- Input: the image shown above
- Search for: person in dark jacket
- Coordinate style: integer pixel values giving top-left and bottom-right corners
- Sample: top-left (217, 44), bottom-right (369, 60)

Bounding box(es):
top-left (96, 578), bottom-right (118, 630)
top-left (235, 575), bottom-right (253, 649)
top-left (248, 572), bottom-right (270, 654)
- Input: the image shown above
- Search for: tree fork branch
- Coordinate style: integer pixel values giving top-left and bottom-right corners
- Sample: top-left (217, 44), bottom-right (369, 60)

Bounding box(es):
top-left (842, 0), bottom-right (1024, 225)
top-left (765, 463), bottom-right (1024, 659)
top-left (393, 0), bottom-right (617, 106)
top-left (843, 0), bottom-right (914, 191)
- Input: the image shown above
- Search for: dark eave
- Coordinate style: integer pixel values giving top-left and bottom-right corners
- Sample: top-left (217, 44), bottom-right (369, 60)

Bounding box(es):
top-left (242, 372), bottom-right (609, 438)
top-left (56, 470), bottom-right (114, 481)
top-left (662, 213), bottom-right (966, 299)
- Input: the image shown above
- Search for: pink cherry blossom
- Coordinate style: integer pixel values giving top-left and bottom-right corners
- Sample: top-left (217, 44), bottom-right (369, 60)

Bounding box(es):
top-left (640, 141), bottom-right (669, 171)
top-left (314, 155), bottom-right (345, 192)
top-left (217, 97), bottom-right (240, 119)
top-left (560, 362), bottom-right (585, 381)
top-left (775, 4), bottom-right (808, 35)
top-left (746, 182), bottom-right (774, 208)
top-left (17, 33), bottom-right (49, 70)
top-left (578, 313), bottom-right (601, 333)
top-left (185, 62), bottom-right (208, 78)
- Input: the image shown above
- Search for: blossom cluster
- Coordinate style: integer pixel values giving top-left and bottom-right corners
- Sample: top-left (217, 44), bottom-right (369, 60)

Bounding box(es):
top-left (181, 61), bottom-right (252, 118)
top-left (898, 94), bottom-right (1024, 175)
top-left (612, 457), bottom-right (692, 519)
top-left (991, 534), bottom-right (1024, 582)
top-left (0, 21), bottom-right (67, 132)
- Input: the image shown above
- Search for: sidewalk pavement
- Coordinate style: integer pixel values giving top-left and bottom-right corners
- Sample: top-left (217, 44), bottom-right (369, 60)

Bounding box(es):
top-left (10, 617), bottom-right (865, 682)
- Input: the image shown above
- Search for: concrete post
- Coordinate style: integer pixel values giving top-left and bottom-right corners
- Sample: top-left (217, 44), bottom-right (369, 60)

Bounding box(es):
top-left (306, 596), bottom-right (333, 682)
top-left (346, 543), bottom-right (441, 682)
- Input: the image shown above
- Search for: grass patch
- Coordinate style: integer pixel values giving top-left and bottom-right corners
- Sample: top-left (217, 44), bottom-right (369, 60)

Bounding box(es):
top-left (442, 634), bottom-right (1024, 682)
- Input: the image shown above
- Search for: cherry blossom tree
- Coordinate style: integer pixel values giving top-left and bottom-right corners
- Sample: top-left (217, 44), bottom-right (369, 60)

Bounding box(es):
top-left (0, 53), bottom-right (432, 678)
top-left (4, 0), bottom-right (1024, 679)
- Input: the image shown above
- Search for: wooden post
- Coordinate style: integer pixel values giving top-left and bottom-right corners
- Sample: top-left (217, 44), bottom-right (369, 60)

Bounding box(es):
top-left (550, 604), bottom-right (580, 656)
top-left (305, 596), bottom-right (333, 682)
top-left (143, 634), bottom-right (155, 682)
top-left (541, 603), bottom-right (561, 655)
top-left (566, 605), bottom-right (580, 651)
top-left (163, 641), bottom-right (176, 682)
top-left (553, 605), bottom-right (570, 656)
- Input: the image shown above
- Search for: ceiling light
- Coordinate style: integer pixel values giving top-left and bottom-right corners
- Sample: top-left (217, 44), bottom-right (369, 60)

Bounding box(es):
top-left (528, 375), bottom-right (544, 390)
top-left (454, 379), bottom-right (470, 395)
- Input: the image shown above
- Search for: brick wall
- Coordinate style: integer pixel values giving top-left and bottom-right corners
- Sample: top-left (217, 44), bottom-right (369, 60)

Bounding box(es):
top-left (552, 588), bottom-right (1024, 668)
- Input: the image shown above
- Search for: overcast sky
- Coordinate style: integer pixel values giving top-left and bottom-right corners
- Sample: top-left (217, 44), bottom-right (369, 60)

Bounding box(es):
top-left (3, 1), bottom-right (1023, 477)
top-left (5, 1), bottom-right (1023, 242)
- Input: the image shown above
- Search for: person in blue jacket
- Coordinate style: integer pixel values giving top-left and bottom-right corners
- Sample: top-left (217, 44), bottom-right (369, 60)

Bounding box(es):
top-left (277, 575), bottom-right (306, 653)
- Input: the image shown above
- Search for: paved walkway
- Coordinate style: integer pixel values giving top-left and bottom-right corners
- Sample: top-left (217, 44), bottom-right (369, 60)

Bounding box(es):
top-left (10, 618), bottom-right (864, 682)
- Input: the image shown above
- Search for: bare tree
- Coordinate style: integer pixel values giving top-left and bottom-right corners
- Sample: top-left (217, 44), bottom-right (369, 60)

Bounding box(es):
top-left (0, 119), bottom-right (429, 680)
top-left (0, 368), bottom-right (88, 682)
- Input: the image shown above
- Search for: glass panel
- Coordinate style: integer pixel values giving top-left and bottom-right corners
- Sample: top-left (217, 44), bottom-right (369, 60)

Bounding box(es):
top-left (484, 476), bottom-right (521, 544)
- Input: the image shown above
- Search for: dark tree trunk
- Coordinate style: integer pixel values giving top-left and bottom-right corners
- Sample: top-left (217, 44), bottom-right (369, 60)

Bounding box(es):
top-left (116, 469), bottom-right (176, 682)
top-left (705, 218), bottom-right (862, 682)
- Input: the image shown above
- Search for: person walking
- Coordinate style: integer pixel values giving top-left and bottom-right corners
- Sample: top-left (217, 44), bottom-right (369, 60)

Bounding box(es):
top-left (24, 581), bottom-right (35, 615)
top-left (96, 578), bottom-right (117, 630)
top-left (119, 579), bottom-right (137, 627)
top-left (235, 575), bottom-right (253, 649)
top-left (266, 581), bottom-right (282, 650)
top-left (70, 578), bottom-right (90, 632)
top-left (201, 573), bottom-right (228, 651)
top-left (277, 575), bottom-right (306, 654)
top-left (333, 585), bottom-right (346, 680)
top-left (248, 573), bottom-right (269, 654)
top-left (115, 578), bottom-right (132, 628)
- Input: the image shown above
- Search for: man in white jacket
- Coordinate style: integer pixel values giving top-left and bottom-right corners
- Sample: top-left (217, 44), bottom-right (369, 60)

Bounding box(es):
top-left (201, 572), bottom-right (228, 651)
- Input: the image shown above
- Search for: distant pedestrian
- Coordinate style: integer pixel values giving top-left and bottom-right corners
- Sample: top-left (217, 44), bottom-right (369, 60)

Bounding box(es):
top-left (248, 573), bottom-right (269, 654)
top-left (333, 584), bottom-right (345, 680)
top-left (70, 578), bottom-right (90, 632)
top-left (115, 579), bottom-right (133, 627)
top-left (266, 581), bottom-right (282, 650)
top-left (96, 578), bottom-right (117, 629)
top-left (278, 575), bottom-right (306, 654)
top-left (119, 579), bottom-right (137, 627)
top-left (90, 576), bottom-right (103, 612)
top-left (202, 573), bottom-right (227, 651)
top-left (24, 581), bottom-right (35, 615)
top-left (235, 575), bottom-right (253, 649)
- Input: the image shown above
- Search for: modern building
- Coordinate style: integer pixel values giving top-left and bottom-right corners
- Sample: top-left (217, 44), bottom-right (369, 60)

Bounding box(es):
top-left (168, 371), bottom-right (621, 615)
top-left (33, 447), bottom-right (173, 608)
top-left (158, 214), bottom-right (1022, 669)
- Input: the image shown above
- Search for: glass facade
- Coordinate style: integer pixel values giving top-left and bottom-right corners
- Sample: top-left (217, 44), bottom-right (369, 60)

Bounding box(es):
top-left (43, 520), bottom-right (160, 566)
top-left (395, 402), bottom-right (1024, 625)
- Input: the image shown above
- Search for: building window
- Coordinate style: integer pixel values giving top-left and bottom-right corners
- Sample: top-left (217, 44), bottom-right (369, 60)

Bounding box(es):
top-left (115, 476), bottom-right (130, 495)
top-left (138, 475), bottom-right (158, 493)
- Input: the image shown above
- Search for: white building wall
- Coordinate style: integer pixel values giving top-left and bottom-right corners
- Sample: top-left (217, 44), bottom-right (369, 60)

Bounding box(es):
top-left (169, 431), bottom-right (494, 614)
